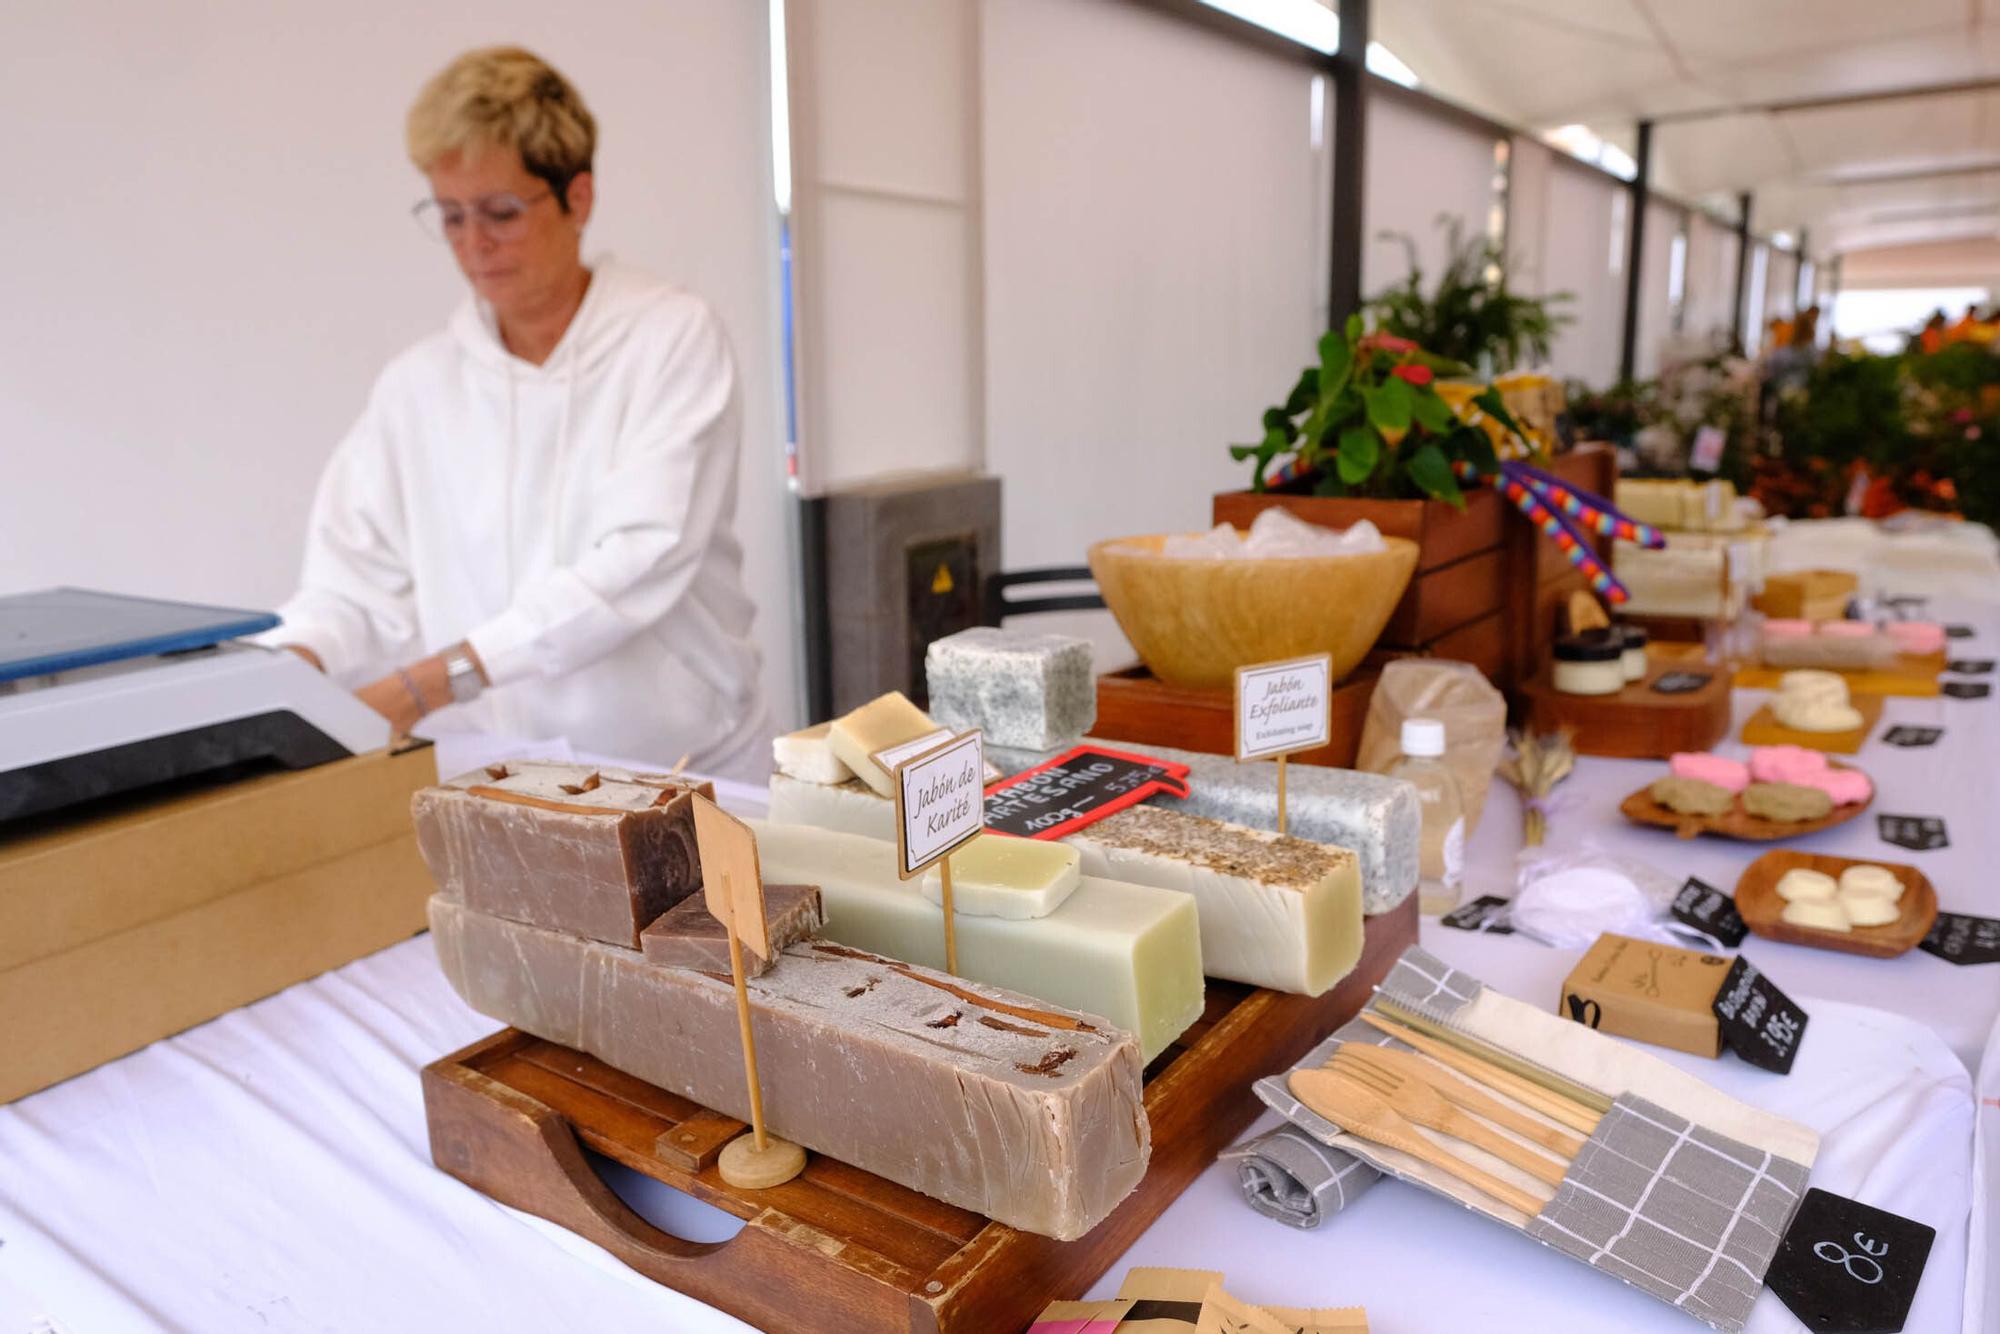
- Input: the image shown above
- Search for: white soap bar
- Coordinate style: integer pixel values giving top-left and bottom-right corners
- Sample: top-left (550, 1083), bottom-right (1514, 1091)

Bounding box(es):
top-left (1839, 893), bottom-right (1899, 927)
top-left (767, 772), bottom-right (897, 841)
top-left (1775, 868), bottom-right (1837, 902)
top-left (1781, 899), bottom-right (1850, 931)
top-left (748, 818), bottom-right (1204, 1063)
top-left (828, 692), bottom-right (940, 797)
top-left (1838, 865), bottom-right (1903, 902)
top-left (921, 833), bottom-right (1081, 919)
top-left (772, 722), bottom-right (854, 785)
top-left (1065, 806), bottom-right (1363, 996)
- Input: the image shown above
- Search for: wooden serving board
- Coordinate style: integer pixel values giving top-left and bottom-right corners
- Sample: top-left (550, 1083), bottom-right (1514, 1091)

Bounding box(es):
top-left (1517, 655), bottom-right (1732, 759)
top-left (1739, 695), bottom-right (1885, 754)
top-left (1733, 850), bottom-right (1938, 958)
top-left (1735, 652), bottom-right (1945, 698)
top-left (1618, 765), bottom-right (1873, 841)
top-left (423, 897), bottom-right (1419, 1334)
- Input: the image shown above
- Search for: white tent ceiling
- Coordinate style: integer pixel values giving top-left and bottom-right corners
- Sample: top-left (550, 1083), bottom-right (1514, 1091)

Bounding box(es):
top-left (1372, 0), bottom-right (2000, 264)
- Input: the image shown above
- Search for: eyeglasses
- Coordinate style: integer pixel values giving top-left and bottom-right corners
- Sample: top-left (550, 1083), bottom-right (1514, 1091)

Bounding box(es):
top-left (411, 188), bottom-right (554, 243)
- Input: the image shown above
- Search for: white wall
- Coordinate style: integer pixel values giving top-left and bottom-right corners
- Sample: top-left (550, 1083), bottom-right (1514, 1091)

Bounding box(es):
top-left (1683, 212), bottom-right (1741, 346)
top-left (1364, 91), bottom-right (1504, 307)
top-left (1634, 198), bottom-right (1685, 379)
top-left (1540, 157), bottom-right (1626, 386)
top-left (0, 1), bottom-right (799, 728)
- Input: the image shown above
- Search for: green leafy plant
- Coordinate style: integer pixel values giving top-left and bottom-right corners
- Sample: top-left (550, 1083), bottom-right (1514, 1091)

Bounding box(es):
top-left (1230, 316), bottom-right (1533, 506)
top-left (1369, 217), bottom-right (1572, 373)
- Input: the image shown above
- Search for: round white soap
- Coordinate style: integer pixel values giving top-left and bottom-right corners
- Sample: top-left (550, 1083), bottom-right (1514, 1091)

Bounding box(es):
top-left (1840, 893), bottom-right (1899, 927)
top-left (1775, 868), bottom-right (1838, 902)
top-left (1779, 670), bottom-right (1848, 701)
top-left (1782, 898), bottom-right (1851, 932)
top-left (1837, 864), bottom-right (1903, 901)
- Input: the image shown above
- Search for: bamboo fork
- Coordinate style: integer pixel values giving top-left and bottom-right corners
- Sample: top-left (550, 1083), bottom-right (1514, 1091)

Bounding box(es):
top-left (1288, 1069), bottom-right (1551, 1217)
top-left (1359, 1013), bottom-right (1604, 1136)
top-left (1333, 1043), bottom-right (1587, 1158)
top-left (1329, 1049), bottom-right (1570, 1186)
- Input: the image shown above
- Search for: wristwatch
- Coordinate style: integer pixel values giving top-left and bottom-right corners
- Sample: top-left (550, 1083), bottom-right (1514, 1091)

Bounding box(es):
top-left (443, 643), bottom-right (485, 704)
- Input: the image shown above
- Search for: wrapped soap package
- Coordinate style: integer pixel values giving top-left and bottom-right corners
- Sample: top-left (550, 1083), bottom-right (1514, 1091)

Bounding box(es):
top-left (1356, 659), bottom-right (1505, 835)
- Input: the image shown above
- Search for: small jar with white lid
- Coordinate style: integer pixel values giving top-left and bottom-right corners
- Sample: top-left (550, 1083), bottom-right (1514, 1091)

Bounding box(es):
top-left (1552, 634), bottom-right (1625, 695)
top-left (1618, 625), bottom-right (1649, 682)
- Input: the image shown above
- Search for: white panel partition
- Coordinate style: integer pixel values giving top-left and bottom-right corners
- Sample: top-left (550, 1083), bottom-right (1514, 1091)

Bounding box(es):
top-left (1364, 91), bottom-right (1505, 307)
top-left (980, 0), bottom-right (1331, 664)
top-left (1541, 157), bottom-right (1626, 387)
top-left (0, 0), bottom-right (799, 728)
top-left (1683, 213), bottom-right (1741, 348)
top-left (1635, 198), bottom-right (1687, 378)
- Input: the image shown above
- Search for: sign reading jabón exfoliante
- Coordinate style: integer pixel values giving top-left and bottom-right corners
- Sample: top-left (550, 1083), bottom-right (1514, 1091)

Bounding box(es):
top-left (890, 730), bottom-right (987, 880)
top-left (1234, 653), bottom-right (1333, 761)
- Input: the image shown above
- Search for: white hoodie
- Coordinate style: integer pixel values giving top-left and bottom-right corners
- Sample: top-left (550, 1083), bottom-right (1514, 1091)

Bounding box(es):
top-left (267, 259), bottom-right (771, 776)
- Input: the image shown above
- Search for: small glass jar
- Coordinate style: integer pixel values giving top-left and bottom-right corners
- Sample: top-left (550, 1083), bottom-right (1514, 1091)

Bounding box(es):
top-left (1619, 625), bottom-right (1649, 682)
top-left (1552, 634), bottom-right (1626, 695)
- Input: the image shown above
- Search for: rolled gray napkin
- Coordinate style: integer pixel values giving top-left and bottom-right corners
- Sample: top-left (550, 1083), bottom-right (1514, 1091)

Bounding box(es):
top-left (1221, 1124), bottom-right (1382, 1229)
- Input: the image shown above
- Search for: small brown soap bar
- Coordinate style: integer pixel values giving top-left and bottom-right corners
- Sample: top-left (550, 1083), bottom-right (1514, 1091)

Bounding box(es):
top-left (640, 883), bottom-right (825, 977)
top-left (412, 761), bottom-right (712, 948)
top-left (1559, 932), bottom-right (1733, 1058)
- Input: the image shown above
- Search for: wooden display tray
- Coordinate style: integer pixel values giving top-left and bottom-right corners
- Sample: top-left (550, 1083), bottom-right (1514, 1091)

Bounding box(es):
top-left (1517, 653), bottom-right (1732, 759)
top-left (1619, 764), bottom-right (1873, 841)
top-left (1733, 850), bottom-right (1938, 958)
top-left (1740, 696), bottom-right (1885, 754)
top-left (1092, 660), bottom-right (1382, 768)
top-left (423, 897), bottom-right (1420, 1334)
top-left (1735, 653), bottom-right (1946, 698)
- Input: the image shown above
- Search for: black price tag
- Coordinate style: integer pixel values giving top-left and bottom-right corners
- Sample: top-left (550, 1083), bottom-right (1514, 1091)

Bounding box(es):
top-left (1764, 1188), bottom-right (1934, 1332)
top-left (1439, 895), bottom-right (1514, 934)
top-left (1881, 595), bottom-right (1929, 619)
top-left (1671, 877), bottom-right (1748, 947)
top-left (1877, 814), bottom-right (1948, 852)
top-left (1942, 681), bottom-right (1990, 699)
top-left (981, 744), bottom-right (1191, 839)
top-left (1650, 670), bottom-right (1712, 694)
top-left (1880, 725), bottom-right (1943, 748)
top-left (1919, 911), bottom-right (2000, 965)
top-left (1945, 624), bottom-right (1974, 639)
top-left (1711, 957), bottom-right (1807, 1074)
top-left (1946, 658), bottom-right (1993, 674)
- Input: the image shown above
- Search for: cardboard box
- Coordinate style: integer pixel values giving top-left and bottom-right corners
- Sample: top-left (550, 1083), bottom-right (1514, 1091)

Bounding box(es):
top-left (1754, 568), bottom-right (1858, 622)
top-left (1558, 933), bottom-right (1734, 1059)
top-left (0, 742), bottom-right (438, 1103)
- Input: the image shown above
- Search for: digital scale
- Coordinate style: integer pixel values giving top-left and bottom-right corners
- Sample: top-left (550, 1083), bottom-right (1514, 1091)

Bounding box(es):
top-left (1, 589), bottom-right (389, 823)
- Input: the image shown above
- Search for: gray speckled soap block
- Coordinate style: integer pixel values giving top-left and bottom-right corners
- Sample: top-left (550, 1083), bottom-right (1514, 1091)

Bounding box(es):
top-left (924, 627), bottom-right (1096, 750)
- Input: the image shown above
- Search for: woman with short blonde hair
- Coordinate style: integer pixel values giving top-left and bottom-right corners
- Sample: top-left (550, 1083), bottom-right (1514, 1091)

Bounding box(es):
top-left (266, 45), bottom-right (772, 778)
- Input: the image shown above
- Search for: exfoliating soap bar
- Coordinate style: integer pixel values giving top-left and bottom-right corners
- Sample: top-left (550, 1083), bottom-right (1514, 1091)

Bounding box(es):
top-left (1064, 806), bottom-right (1363, 996)
top-left (748, 819), bottom-right (1204, 1063)
top-left (828, 692), bottom-right (940, 797)
top-left (772, 722), bottom-right (854, 785)
top-left (431, 897), bottom-right (1148, 1239)
top-left (919, 833), bottom-right (1081, 919)
top-left (924, 626), bottom-right (1096, 751)
top-left (639, 883), bottom-right (825, 977)
top-left (412, 761), bottom-right (709, 948)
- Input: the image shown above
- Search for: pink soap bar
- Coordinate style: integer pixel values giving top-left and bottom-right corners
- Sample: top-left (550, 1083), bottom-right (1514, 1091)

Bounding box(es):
top-left (1887, 621), bottom-right (1945, 655)
top-left (1817, 620), bottom-right (1876, 638)
top-left (1670, 752), bottom-right (1750, 792)
top-left (1750, 745), bottom-right (1830, 784)
top-left (1802, 768), bottom-right (1873, 806)
top-left (1762, 619), bottom-right (1814, 638)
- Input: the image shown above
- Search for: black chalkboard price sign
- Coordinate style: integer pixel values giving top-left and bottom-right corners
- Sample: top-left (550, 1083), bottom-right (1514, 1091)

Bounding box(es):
top-left (1919, 911), bottom-right (2000, 966)
top-left (1946, 658), bottom-right (1993, 674)
top-left (1880, 725), bottom-right (1943, 748)
top-left (1439, 895), bottom-right (1515, 934)
top-left (1650, 670), bottom-right (1712, 695)
top-left (1671, 877), bottom-right (1748, 947)
top-left (1877, 814), bottom-right (1948, 852)
top-left (1942, 681), bottom-right (1990, 699)
top-left (1945, 623), bottom-right (1974, 639)
top-left (981, 745), bottom-right (1191, 839)
top-left (1764, 1188), bottom-right (1934, 1332)
top-left (1711, 958), bottom-right (1807, 1074)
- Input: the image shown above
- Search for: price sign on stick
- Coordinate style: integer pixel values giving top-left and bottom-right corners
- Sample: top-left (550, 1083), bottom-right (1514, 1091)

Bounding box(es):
top-left (1235, 653), bottom-right (1332, 835)
top-left (884, 730), bottom-right (986, 975)
top-left (689, 794), bottom-right (805, 1190)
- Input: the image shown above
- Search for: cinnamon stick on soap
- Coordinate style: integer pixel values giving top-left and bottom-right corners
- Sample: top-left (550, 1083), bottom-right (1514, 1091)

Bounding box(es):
top-left (430, 895), bottom-right (1150, 1239)
top-left (412, 761), bottom-right (710, 948)
top-left (641, 884), bottom-right (825, 978)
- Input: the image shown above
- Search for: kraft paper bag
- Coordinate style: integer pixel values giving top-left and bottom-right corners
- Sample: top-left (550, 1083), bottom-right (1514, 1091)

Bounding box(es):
top-left (1357, 659), bottom-right (1506, 835)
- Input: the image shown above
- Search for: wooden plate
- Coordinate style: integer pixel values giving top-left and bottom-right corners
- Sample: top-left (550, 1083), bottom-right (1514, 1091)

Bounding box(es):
top-left (1618, 762), bottom-right (1874, 841)
top-left (1739, 695), bottom-right (1884, 754)
top-left (1733, 850), bottom-right (1938, 958)
top-left (1734, 652), bottom-right (1944, 698)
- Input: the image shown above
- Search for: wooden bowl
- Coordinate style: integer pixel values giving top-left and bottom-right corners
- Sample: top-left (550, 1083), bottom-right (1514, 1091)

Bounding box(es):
top-left (1619, 762), bottom-right (1874, 841)
top-left (1086, 533), bottom-right (1420, 689)
top-left (1733, 850), bottom-right (1937, 958)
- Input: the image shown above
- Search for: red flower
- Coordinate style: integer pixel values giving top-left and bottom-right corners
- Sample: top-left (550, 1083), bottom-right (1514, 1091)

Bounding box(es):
top-left (1390, 363), bottom-right (1434, 387)
top-left (1361, 332), bottom-right (1417, 354)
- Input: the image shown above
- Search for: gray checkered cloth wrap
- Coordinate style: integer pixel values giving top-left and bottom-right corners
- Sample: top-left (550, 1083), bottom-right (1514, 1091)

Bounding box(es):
top-left (1235, 946), bottom-right (1807, 1333)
